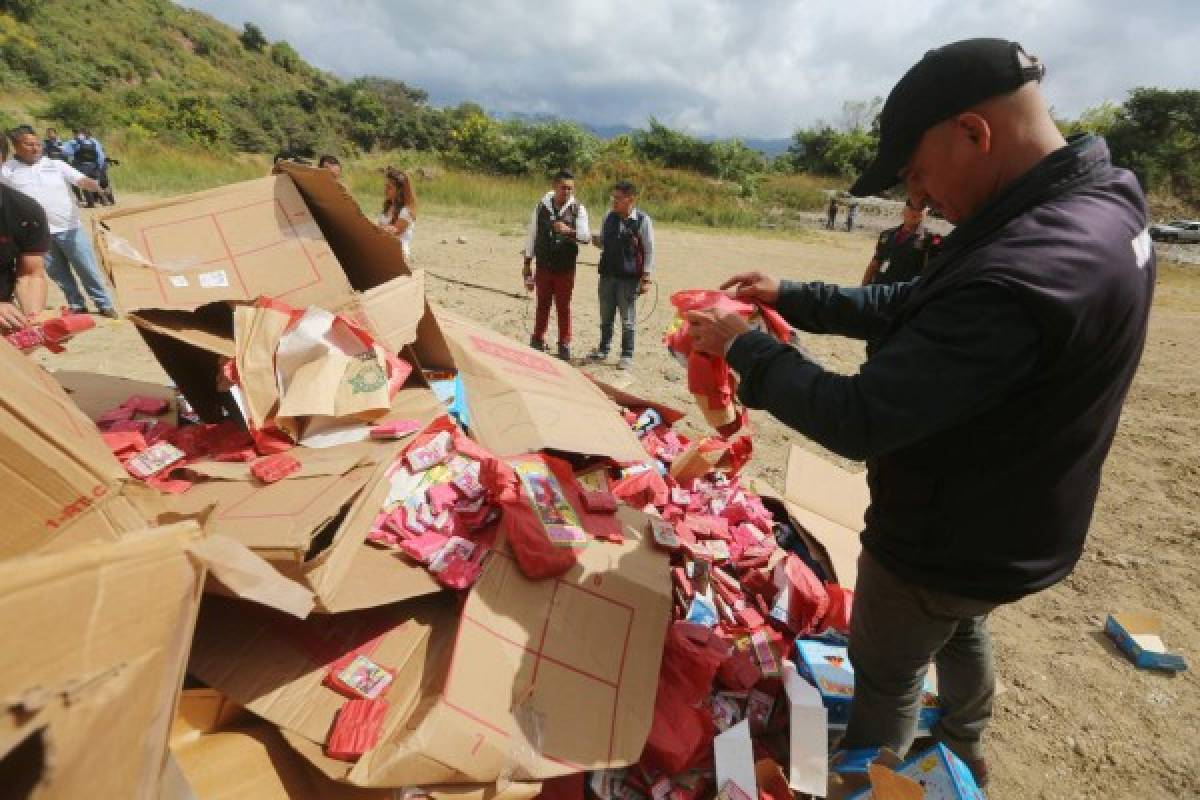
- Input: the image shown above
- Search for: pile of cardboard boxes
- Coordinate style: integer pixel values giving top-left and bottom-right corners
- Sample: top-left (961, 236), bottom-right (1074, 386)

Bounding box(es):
top-left (0, 165), bottom-right (964, 799)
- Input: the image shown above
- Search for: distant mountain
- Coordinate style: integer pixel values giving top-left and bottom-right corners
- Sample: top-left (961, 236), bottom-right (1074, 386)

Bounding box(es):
top-left (496, 116), bottom-right (793, 158)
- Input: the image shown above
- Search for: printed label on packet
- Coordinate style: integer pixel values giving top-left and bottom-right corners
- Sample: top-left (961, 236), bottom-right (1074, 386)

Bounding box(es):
top-left (334, 654), bottom-right (394, 700)
top-left (168, 275), bottom-right (190, 288)
top-left (197, 269), bottom-right (230, 289)
top-left (406, 430), bottom-right (452, 472)
top-left (649, 517), bottom-right (680, 549)
top-left (512, 458), bottom-right (588, 547)
top-left (126, 441), bottom-right (187, 479)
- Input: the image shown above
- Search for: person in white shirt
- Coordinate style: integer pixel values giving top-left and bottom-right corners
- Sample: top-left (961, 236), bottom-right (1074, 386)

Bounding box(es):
top-left (2, 126), bottom-right (117, 317)
top-left (377, 167), bottom-right (415, 261)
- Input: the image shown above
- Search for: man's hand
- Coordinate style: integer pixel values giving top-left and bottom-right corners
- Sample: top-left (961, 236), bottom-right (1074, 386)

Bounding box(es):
top-left (686, 308), bottom-right (751, 357)
top-left (720, 271), bottom-right (781, 305)
top-left (638, 276), bottom-right (652, 296)
top-left (551, 221), bottom-right (572, 235)
top-left (0, 302), bottom-right (29, 333)
top-left (77, 177), bottom-right (102, 193)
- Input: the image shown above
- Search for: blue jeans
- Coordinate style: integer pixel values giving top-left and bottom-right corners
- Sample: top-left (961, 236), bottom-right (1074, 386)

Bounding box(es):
top-left (597, 275), bottom-right (639, 358)
top-left (46, 227), bottom-right (115, 312)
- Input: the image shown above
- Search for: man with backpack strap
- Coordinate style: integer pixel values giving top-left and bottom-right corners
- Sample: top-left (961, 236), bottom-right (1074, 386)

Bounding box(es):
top-left (586, 180), bottom-right (655, 370)
top-left (522, 169), bottom-right (589, 361)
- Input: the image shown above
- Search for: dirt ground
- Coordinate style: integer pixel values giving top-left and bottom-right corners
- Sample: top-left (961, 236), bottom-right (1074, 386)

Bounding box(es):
top-left (39, 204), bottom-right (1198, 799)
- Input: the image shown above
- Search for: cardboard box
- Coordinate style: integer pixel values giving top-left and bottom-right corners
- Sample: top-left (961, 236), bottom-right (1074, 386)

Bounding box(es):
top-left (431, 309), bottom-right (647, 462)
top-left (845, 743), bottom-right (983, 800)
top-left (794, 640), bottom-right (940, 735)
top-left (190, 507), bottom-right (672, 788)
top-left (0, 340), bottom-right (154, 560)
top-left (0, 523), bottom-right (205, 799)
top-left (1105, 613), bottom-right (1188, 672)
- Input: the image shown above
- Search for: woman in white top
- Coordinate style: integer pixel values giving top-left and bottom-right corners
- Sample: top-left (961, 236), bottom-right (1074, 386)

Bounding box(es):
top-left (377, 167), bottom-right (416, 260)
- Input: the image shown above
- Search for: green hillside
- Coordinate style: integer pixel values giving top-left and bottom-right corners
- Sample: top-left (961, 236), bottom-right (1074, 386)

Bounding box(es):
top-left (0, 0), bottom-right (433, 156)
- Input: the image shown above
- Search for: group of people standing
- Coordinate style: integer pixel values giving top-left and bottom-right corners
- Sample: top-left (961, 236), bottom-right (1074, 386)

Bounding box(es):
top-left (521, 170), bottom-right (655, 369)
top-left (0, 125), bottom-right (118, 328)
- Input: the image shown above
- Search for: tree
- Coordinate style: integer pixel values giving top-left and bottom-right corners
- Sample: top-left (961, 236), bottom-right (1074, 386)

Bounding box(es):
top-left (240, 22), bottom-right (267, 52)
top-left (1105, 88), bottom-right (1200, 204)
top-left (269, 41), bottom-right (301, 73)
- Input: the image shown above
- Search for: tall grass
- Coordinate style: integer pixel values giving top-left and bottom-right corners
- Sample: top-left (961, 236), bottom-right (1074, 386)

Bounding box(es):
top-left (94, 138), bottom-right (837, 233)
top-left (343, 151), bottom-right (836, 232)
top-left (111, 134), bottom-right (270, 196)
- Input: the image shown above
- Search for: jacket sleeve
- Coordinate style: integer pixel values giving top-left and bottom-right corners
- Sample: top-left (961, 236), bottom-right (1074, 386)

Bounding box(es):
top-left (726, 280), bottom-right (1040, 461)
top-left (773, 279), bottom-right (920, 341)
top-left (523, 203), bottom-right (539, 259)
top-left (573, 203), bottom-right (590, 244)
top-left (640, 215), bottom-right (655, 275)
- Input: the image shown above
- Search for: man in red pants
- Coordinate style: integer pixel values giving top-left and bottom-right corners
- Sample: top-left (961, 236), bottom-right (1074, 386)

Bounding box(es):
top-left (522, 169), bottom-right (590, 361)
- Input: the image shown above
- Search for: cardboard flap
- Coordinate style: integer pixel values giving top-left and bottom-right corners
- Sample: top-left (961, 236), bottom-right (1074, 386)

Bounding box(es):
top-left (278, 162), bottom-right (410, 290)
top-left (154, 465), bottom-right (376, 557)
top-left (188, 534), bottom-right (316, 619)
top-left (590, 378), bottom-right (687, 425)
top-left (0, 523), bottom-right (205, 800)
top-left (95, 175), bottom-right (355, 313)
top-left (0, 342), bottom-right (151, 560)
top-left (344, 271), bottom-right (427, 352)
top-left (189, 592), bottom-right (458, 761)
top-left (185, 441), bottom-right (380, 482)
top-left (52, 370), bottom-right (176, 422)
top-left (782, 445), bottom-right (868, 587)
top-left (364, 506), bottom-right (672, 784)
top-left (433, 309), bottom-right (646, 461)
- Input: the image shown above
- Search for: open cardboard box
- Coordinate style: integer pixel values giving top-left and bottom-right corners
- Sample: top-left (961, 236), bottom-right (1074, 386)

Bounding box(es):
top-left (95, 160), bottom-right (646, 465)
top-left (0, 523), bottom-right (206, 799)
top-left (188, 506), bottom-right (672, 788)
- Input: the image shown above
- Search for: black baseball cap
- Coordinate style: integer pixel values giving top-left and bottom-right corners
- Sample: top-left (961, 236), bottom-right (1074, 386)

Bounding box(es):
top-left (850, 38), bottom-right (1046, 197)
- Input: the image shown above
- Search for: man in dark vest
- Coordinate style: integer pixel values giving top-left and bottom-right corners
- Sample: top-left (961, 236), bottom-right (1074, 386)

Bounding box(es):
top-left (586, 180), bottom-right (655, 371)
top-left (522, 169), bottom-right (590, 361)
top-left (861, 200), bottom-right (943, 286)
top-left (685, 39), bottom-right (1153, 791)
top-left (64, 129), bottom-right (106, 207)
top-left (42, 128), bottom-right (68, 162)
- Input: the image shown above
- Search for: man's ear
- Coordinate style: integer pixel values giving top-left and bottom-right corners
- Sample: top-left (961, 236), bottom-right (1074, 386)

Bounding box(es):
top-left (955, 112), bottom-right (992, 154)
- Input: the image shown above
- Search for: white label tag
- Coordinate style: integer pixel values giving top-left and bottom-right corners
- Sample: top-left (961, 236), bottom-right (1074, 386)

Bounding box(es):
top-left (198, 270), bottom-right (230, 288)
top-left (1131, 228), bottom-right (1152, 269)
top-left (168, 275), bottom-right (190, 288)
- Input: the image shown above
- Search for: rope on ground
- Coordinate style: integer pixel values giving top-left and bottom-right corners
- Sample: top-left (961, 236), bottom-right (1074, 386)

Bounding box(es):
top-left (426, 270), bottom-right (661, 334)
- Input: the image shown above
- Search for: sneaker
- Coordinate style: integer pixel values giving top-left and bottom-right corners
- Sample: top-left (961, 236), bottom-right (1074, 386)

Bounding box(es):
top-left (585, 348), bottom-right (609, 363)
top-left (529, 336), bottom-right (547, 352)
top-left (98, 308), bottom-right (120, 320)
top-left (617, 356), bottom-right (633, 370)
top-left (556, 343), bottom-right (570, 361)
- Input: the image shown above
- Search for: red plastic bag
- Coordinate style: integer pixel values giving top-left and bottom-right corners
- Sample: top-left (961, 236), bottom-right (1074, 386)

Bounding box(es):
top-left (326, 698), bottom-right (388, 761)
top-left (483, 455), bottom-right (586, 580)
top-left (641, 622), bottom-right (728, 774)
top-left (611, 466), bottom-right (669, 508)
top-left (822, 583), bottom-right (854, 634)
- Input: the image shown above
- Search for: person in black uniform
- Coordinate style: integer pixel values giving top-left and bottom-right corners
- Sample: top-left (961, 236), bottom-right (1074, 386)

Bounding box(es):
top-left (861, 200), bottom-right (943, 285)
top-left (42, 128), bottom-right (68, 162)
top-left (0, 183), bottom-right (50, 333)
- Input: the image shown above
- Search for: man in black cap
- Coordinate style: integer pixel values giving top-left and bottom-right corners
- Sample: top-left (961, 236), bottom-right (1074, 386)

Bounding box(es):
top-left (685, 39), bottom-right (1154, 788)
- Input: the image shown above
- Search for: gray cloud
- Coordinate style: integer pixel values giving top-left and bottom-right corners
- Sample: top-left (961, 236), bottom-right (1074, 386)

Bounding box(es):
top-left (179, 0), bottom-right (1199, 138)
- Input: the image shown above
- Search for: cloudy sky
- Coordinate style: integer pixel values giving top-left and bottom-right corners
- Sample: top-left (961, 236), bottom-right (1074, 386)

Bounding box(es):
top-left (179, 0), bottom-right (1197, 138)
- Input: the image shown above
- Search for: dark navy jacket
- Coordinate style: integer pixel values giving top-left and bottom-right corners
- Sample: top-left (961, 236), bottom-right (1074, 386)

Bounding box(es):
top-left (727, 136), bottom-right (1155, 602)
